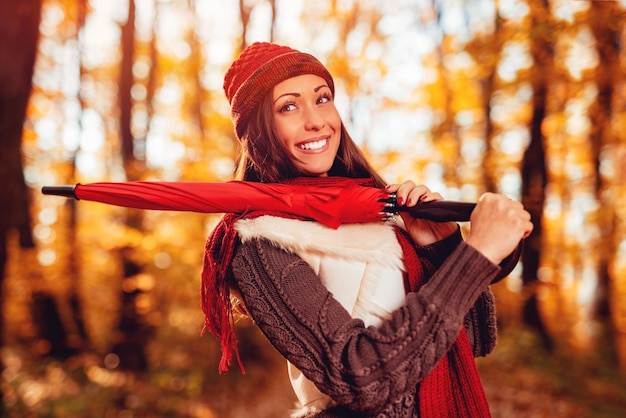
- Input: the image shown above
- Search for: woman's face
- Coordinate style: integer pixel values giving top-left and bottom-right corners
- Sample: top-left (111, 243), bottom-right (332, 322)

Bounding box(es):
top-left (272, 74), bottom-right (341, 177)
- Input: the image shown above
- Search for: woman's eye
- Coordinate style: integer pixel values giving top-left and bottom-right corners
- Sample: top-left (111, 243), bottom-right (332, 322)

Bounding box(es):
top-left (317, 94), bottom-right (331, 104)
top-left (279, 103), bottom-right (297, 112)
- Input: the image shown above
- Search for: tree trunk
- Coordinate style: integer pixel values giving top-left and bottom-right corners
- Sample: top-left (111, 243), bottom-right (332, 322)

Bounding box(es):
top-left (113, 0), bottom-right (152, 371)
top-left (521, 0), bottom-right (551, 350)
top-left (521, 82), bottom-right (550, 349)
top-left (588, 1), bottom-right (625, 368)
top-left (269, 0), bottom-right (276, 42)
top-left (430, 1), bottom-right (461, 190)
top-left (120, 0), bottom-right (137, 171)
top-left (0, 0), bottom-right (42, 408)
top-left (0, 1), bottom-right (40, 251)
top-left (29, 0), bottom-right (91, 363)
top-left (239, 0), bottom-right (251, 51)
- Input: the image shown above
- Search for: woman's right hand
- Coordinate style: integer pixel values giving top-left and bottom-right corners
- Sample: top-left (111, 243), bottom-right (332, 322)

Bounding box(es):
top-left (465, 192), bottom-right (534, 265)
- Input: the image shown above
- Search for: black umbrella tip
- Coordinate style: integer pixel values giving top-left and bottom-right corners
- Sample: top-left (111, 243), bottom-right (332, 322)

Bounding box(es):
top-left (41, 185), bottom-right (77, 199)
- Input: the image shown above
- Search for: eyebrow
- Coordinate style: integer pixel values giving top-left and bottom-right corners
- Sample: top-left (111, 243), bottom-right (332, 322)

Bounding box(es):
top-left (273, 84), bottom-right (328, 104)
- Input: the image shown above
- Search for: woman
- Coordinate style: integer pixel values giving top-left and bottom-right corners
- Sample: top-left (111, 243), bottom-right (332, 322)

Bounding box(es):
top-left (202, 42), bottom-right (533, 417)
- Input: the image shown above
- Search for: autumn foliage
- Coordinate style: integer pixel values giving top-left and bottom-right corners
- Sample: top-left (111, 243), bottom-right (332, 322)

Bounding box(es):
top-left (1, 0), bottom-right (626, 416)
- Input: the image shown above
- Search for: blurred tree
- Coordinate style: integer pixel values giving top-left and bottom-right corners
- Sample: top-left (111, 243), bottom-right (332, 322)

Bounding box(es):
top-left (430, 4), bottom-right (462, 190)
top-left (533, 1), bottom-right (626, 358)
top-left (112, 0), bottom-right (154, 371)
top-left (0, 0), bottom-right (41, 409)
top-left (239, 0), bottom-right (251, 50)
top-left (0, 3), bottom-right (41, 271)
top-left (522, 0), bottom-right (551, 350)
top-left (465, 12), bottom-right (502, 194)
top-left (190, 2), bottom-right (207, 141)
top-left (62, 0), bottom-right (90, 357)
top-left (238, 0), bottom-right (277, 50)
top-left (120, 0), bottom-right (141, 174)
top-left (587, 1), bottom-right (626, 369)
top-left (29, 0), bottom-right (90, 363)
top-left (588, 0), bottom-right (622, 339)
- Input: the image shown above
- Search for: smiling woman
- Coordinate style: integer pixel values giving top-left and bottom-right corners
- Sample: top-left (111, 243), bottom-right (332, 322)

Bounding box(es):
top-left (201, 42), bottom-right (533, 418)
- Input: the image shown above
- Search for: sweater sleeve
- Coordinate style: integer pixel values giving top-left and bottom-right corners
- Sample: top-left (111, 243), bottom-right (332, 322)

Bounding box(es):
top-left (231, 237), bottom-right (501, 414)
top-left (412, 229), bottom-right (498, 357)
top-left (464, 289), bottom-right (498, 357)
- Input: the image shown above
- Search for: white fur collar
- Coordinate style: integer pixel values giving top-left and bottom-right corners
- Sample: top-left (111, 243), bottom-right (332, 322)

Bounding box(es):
top-left (235, 216), bottom-right (405, 270)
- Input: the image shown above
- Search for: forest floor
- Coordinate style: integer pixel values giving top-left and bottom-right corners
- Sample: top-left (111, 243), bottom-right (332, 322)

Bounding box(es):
top-left (479, 327), bottom-right (626, 418)
top-left (2, 325), bottom-right (626, 417)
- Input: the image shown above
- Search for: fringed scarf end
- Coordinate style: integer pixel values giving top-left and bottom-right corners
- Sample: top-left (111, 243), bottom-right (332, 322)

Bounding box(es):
top-left (201, 316), bottom-right (246, 375)
top-left (200, 213), bottom-right (246, 375)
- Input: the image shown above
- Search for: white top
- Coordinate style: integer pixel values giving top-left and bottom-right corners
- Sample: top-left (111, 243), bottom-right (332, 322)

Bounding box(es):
top-left (236, 215), bottom-right (407, 417)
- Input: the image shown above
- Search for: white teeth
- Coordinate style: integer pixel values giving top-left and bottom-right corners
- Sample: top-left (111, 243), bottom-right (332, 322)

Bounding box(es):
top-left (298, 138), bottom-right (327, 150)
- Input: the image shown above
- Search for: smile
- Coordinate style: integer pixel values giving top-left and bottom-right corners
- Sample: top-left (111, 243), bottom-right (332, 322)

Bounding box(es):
top-left (297, 138), bottom-right (328, 150)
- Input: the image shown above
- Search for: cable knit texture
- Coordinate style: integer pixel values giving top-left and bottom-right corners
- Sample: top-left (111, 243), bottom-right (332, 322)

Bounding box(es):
top-left (236, 216), bottom-right (409, 415)
top-left (231, 231), bottom-right (501, 417)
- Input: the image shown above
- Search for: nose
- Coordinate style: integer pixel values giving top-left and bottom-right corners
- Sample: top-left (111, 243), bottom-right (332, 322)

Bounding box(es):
top-left (303, 105), bottom-right (325, 131)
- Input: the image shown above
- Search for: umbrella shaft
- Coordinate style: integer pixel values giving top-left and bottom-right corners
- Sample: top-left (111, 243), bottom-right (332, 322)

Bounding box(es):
top-left (379, 197), bottom-right (476, 222)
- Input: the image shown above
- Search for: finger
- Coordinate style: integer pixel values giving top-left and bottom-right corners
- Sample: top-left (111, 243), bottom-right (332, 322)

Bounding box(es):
top-left (386, 182), bottom-right (442, 207)
top-left (417, 192), bottom-right (443, 203)
top-left (385, 183), bottom-right (401, 193)
top-left (395, 181), bottom-right (418, 206)
top-left (403, 184), bottom-right (432, 206)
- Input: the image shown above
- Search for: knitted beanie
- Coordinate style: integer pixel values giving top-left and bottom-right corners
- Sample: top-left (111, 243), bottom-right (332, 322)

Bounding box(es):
top-left (223, 42), bottom-right (335, 140)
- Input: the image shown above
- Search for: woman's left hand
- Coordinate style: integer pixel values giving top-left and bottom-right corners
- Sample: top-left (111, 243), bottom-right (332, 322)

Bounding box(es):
top-left (386, 181), bottom-right (458, 246)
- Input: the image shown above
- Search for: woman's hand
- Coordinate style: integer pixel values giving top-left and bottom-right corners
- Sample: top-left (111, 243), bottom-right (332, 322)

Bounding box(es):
top-left (386, 181), bottom-right (458, 246)
top-left (466, 192), bottom-right (534, 265)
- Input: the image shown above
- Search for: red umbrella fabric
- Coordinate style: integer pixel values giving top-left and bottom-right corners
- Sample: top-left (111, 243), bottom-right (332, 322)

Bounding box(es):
top-left (43, 179), bottom-right (387, 229)
top-left (41, 179), bottom-right (477, 228)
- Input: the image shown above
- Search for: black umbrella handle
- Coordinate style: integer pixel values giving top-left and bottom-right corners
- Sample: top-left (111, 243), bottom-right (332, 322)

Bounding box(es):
top-left (41, 185), bottom-right (78, 199)
top-left (380, 195), bottom-right (523, 283)
top-left (379, 196), bottom-right (475, 222)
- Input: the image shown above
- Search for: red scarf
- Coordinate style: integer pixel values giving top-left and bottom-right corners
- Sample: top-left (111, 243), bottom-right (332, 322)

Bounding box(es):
top-left (396, 227), bottom-right (491, 417)
top-left (201, 176), bottom-right (490, 417)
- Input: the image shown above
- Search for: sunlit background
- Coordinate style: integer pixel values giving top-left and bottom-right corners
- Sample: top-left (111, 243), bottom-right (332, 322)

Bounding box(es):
top-left (3, 0), bottom-right (626, 416)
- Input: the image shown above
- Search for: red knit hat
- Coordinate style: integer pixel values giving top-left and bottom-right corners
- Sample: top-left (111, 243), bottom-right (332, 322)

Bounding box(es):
top-left (223, 42), bottom-right (335, 140)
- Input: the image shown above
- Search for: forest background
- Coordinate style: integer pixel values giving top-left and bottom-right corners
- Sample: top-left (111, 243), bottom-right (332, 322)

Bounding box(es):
top-left (1, 0), bottom-right (626, 417)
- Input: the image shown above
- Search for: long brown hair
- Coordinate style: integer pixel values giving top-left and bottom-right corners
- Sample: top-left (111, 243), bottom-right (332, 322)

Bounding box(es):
top-left (234, 91), bottom-right (387, 188)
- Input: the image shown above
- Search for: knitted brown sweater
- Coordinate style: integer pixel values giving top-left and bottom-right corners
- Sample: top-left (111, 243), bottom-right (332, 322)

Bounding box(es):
top-left (231, 231), bottom-right (501, 417)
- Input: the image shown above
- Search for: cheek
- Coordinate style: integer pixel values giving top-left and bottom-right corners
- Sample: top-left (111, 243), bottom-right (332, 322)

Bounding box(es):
top-left (326, 107), bottom-right (342, 131)
top-left (274, 118), bottom-right (298, 147)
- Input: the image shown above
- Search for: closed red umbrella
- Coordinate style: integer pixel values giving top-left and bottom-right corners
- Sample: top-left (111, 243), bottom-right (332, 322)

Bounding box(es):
top-left (42, 180), bottom-right (521, 280)
top-left (41, 179), bottom-right (477, 228)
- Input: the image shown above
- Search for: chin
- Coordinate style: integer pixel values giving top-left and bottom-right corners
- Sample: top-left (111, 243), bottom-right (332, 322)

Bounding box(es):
top-left (304, 166), bottom-right (334, 177)
top-left (296, 162), bottom-right (333, 177)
